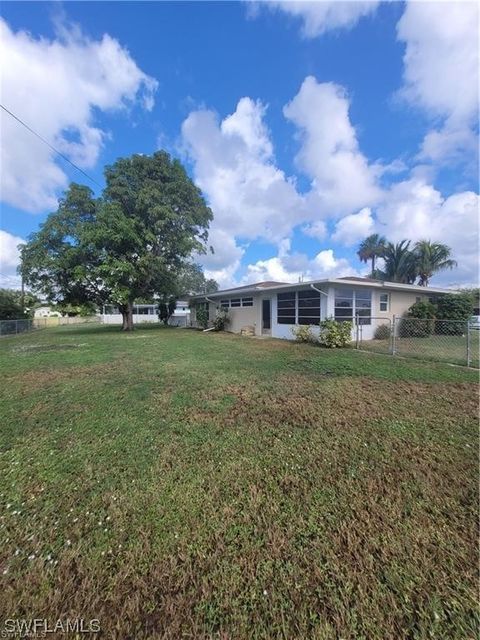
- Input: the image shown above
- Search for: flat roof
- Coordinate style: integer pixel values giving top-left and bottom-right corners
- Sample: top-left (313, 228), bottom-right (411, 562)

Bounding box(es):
top-left (189, 277), bottom-right (455, 300)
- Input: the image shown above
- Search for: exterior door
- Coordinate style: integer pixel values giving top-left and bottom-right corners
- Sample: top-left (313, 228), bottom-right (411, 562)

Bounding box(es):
top-left (262, 299), bottom-right (271, 332)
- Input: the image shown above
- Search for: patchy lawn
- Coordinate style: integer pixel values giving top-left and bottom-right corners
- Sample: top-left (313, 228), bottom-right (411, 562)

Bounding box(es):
top-left (0, 325), bottom-right (478, 639)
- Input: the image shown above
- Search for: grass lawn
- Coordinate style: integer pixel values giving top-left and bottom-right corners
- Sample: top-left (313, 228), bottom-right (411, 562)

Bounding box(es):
top-left (0, 324), bottom-right (478, 639)
top-left (361, 331), bottom-right (480, 368)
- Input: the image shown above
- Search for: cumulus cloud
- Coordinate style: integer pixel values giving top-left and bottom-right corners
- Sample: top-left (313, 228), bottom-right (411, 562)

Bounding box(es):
top-left (284, 77), bottom-right (382, 217)
top-left (377, 179), bottom-right (479, 286)
top-left (332, 207), bottom-right (374, 246)
top-left (397, 1), bottom-right (479, 167)
top-left (301, 220), bottom-right (327, 241)
top-left (181, 97), bottom-right (309, 244)
top-left (256, 1), bottom-right (380, 38)
top-left (244, 238), bottom-right (357, 284)
top-left (196, 227), bottom-right (245, 289)
top-left (0, 17), bottom-right (157, 213)
top-left (0, 229), bottom-right (25, 288)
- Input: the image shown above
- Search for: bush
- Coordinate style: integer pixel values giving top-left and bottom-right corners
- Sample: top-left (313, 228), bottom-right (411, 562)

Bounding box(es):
top-left (196, 307), bottom-right (209, 330)
top-left (435, 293), bottom-right (473, 335)
top-left (399, 317), bottom-right (433, 338)
top-left (318, 319), bottom-right (352, 348)
top-left (291, 324), bottom-right (317, 343)
top-left (212, 309), bottom-right (229, 331)
top-left (402, 300), bottom-right (437, 337)
top-left (374, 324), bottom-right (391, 340)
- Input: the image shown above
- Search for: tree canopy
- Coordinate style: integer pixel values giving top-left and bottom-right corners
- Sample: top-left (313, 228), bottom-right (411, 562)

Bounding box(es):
top-left (357, 236), bottom-right (457, 286)
top-left (20, 152), bottom-right (214, 330)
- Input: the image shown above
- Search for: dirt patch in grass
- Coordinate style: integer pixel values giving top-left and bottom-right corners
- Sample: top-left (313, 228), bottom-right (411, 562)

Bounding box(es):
top-left (186, 375), bottom-right (478, 431)
top-left (5, 363), bottom-right (116, 393)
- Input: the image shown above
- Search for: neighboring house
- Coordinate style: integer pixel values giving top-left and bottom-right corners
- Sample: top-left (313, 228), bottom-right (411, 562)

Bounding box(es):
top-left (34, 306), bottom-right (62, 318)
top-left (189, 278), bottom-right (453, 340)
top-left (101, 302), bottom-right (190, 326)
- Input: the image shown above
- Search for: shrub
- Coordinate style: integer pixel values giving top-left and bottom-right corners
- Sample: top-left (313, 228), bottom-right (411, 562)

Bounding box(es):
top-left (212, 309), bottom-right (229, 331)
top-left (374, 324), bottom-right (391, 340)
top-left (318, 319), bottom-right (352, 348)
top-left (291, 324), bottom-right (317, 343)
top-left (399, 317), bottom-right (432, 338)
top-left (401, 300), bottom-right (437, 337)
top-left (435, 293), bottom-right (473, 335)
top-left (196, 307), bottom-right (209, 330)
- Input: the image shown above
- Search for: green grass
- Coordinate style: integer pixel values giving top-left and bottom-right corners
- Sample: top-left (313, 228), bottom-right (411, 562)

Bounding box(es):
top-left (0, 325), bottom-right (478, 639)
top-left (361, 330), bottom-right (480, 368)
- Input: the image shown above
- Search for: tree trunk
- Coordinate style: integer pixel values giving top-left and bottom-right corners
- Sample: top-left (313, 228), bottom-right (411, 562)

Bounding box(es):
top-left (371, 255), bottom-right (375, 277)
top-left (119, 302), bottom-right (134, 331)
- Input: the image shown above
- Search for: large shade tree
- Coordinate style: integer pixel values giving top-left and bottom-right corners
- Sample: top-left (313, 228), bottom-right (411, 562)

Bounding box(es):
top-left (20, 152), bottom-right (213, 330)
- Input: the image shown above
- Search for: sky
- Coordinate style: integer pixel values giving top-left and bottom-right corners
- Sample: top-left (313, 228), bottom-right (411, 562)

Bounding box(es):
top-left (0, 0), bottom-right (478, 291)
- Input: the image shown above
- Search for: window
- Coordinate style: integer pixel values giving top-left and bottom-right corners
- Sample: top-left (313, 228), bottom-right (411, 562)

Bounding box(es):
top-left (220, 300), bottom-right (230, 309)
top-left (334, 288), bottom-right (371, 325)
top-left (297, 289), bottom-right (321, 325)
top-left (379, 293), bottom-right (389, 312)
top-left (241, 297), bottom-right (253, 307)
top-left (230, 298), bottom-right (241, 307)
top-left (277, 292), bottom-right (296, 324)
top-left (334, 288), bottom-right (353, 322)
top-left (355, 290), bottom-right (372, 325)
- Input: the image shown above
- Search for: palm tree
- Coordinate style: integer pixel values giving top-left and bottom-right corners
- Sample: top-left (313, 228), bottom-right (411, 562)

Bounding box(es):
top-left (357, 234), bottom-right (387, 277)
top-left (413, 240), bottom-right (457, 286)
top-left (383, 240), bottom-right (417, 284)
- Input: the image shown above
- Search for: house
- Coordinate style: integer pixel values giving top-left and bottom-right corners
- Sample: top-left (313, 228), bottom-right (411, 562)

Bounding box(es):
top-left (34, 306), bottom-right (62, 318)
top-left (101, 301), bottom-right (190, 326)
top-left (189, 278), bottom-right (453, 340)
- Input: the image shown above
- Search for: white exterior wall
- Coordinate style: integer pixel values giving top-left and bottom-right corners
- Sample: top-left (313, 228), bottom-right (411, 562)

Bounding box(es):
top-left (102, 313), bottom-right (159, 325)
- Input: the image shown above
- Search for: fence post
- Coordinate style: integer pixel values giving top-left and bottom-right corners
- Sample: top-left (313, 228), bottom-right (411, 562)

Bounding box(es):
top-left (391, 315), bottom-right (396, 355)
top-left (466, 321), bottom-right (471, 367)
top-left (355, 314), bottom-right (359, 349)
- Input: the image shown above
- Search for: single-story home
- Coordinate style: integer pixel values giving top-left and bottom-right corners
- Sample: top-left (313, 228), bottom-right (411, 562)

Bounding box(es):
top-left (189, 277), bottom-right (453, 340)
top-left (34, 306), bottom-right (62, 318)
top-left (101, 301), bottom-right (190, 326)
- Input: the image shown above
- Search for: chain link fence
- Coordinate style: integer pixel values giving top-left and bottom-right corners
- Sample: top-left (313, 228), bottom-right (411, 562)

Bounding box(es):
top-left (1, 315), bottom-right (101, 337)
top-left (0, 318), bottom-right (42, 336)
top-left (355, 316), bottom-right (479, 368)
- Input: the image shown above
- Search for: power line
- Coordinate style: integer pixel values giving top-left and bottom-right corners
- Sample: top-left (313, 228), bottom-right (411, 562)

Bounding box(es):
top-left (1, 104), bottom-right (103, 189)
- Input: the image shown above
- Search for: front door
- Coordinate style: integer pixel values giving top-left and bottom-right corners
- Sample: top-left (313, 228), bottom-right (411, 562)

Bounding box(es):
top-left (262, 299), bottom-right (271, 333)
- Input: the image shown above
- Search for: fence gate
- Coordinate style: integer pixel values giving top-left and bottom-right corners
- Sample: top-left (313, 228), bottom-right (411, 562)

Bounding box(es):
top-left (355, 316), bottom-right (393, 355)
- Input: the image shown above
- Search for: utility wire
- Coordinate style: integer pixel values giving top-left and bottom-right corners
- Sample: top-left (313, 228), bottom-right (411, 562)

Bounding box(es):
top-left (1, 104), bottom-right (103, 189)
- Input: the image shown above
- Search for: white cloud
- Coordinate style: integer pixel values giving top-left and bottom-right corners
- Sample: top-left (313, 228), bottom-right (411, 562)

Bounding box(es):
top-left (181, 97), bottom-right (308, 243)
top-left (284, 76), bottom-right (381, 217)
top-left (244, 238), bottom-right (357, 284)
top-left (377, 179), bottom-right (479, 285)
top-left (301, 220), bottom-right (327, 241)
top-left (397, 1), bottom-right (479, 166)
top-left (332, 207), bottom-right (374, 246)
top-left (0, 17), bottom-right (157, 213)
top-left (258, 1), bottom-right (380, 38)
top-left (0, 229), bottom-right (25, 288)
top-left (197, 226), bottom-right (245, 289)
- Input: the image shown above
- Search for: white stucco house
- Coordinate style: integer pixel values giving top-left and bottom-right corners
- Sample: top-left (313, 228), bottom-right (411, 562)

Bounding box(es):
top-left (101, 301), bottom-right (190, 326)
top-left (189, 278), bottom-right (453, 340)
top-left (34, 306), bottom-right (62, 318)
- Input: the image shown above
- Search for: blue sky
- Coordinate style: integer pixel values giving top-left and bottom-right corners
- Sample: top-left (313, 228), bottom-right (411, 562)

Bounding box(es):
top-left (0, 1), bottom-right (478, 289)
